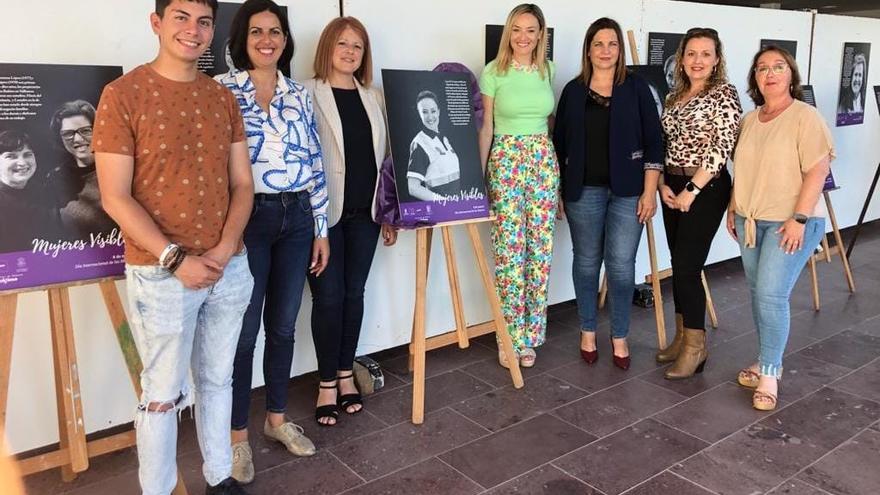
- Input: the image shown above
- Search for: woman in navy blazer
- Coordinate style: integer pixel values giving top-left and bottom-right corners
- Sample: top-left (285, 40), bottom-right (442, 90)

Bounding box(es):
top-left (553, 17), bottom-right (663, 370)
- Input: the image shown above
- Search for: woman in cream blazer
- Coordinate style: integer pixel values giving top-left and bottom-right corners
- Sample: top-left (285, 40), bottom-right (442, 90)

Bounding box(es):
top-left (303, 16), bottom-right (396, 427)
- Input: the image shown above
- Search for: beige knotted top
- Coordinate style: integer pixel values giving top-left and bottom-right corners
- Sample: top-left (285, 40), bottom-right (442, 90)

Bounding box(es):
top-left (732, 100), bottom-right (835, 248)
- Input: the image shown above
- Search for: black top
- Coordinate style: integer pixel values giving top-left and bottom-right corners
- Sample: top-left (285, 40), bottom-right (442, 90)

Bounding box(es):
top-left (553, 72), bottom-right (665, 200)
top-left (584, 88), bottom-right (611, 186)
top-left (333, 87), bottom-right (375, 211)
top-left (0, 182), bottom-right (67, 252)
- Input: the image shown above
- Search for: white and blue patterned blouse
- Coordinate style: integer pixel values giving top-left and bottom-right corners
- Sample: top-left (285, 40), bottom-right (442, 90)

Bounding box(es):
top-left (216, 69), bottom-right (328, 237)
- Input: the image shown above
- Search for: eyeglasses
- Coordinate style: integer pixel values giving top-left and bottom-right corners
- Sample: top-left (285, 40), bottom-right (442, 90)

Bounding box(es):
top-left (60, 126), bottom-right (93, 142)
top-left (755, 63), bottom-right (788, 77)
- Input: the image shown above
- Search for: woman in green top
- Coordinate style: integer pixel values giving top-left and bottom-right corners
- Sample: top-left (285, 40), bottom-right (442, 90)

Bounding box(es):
top-left (479, 3), bottom-right (557, 369)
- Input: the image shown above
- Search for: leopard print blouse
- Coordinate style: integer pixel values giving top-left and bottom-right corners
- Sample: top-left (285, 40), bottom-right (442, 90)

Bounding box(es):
top-left (661, 83), bottom-right (742, 175)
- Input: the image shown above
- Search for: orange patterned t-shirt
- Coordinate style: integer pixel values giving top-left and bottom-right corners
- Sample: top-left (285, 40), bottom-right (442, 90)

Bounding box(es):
top-left (93, 64), bottom-right (245, 265)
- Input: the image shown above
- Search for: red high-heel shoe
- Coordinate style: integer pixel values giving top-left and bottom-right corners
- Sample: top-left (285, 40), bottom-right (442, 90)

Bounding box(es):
top-left (611, 336), bottom-right (630, 370)
top-left (580, 348), bottom-right (598, 365)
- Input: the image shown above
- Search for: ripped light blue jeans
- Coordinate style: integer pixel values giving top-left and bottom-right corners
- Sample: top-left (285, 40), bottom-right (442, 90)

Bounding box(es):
top-left (126, 252), bottom-right (253, 494)
top-left (735, 215), bottom-right (825, 379)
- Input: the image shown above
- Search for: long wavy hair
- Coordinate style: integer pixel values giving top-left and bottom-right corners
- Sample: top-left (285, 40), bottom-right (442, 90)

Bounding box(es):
top-left (493, 3), bottom-right (549, 79)
top-left (667, 27), bottom-right (728, 106)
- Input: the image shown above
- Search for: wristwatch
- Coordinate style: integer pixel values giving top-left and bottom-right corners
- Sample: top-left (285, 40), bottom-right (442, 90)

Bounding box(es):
top-left (685, 181), bottom-right (702, 195)
top-left (793, 213), bottom-right (808, 224)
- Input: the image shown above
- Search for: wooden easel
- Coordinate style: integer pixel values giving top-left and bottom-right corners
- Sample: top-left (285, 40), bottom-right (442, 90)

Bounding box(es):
top-left (599, 266), bottom-right (719, 328)
top-left (407, 217), bottom-right (523, 424)
top-left (805, 190), bottom-right (856, 310)
top-left (0, 279), bottom-right (188, 494)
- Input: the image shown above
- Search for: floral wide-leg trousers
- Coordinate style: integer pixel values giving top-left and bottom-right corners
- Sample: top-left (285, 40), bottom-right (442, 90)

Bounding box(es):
top-left (487, 133), bottom-right (559, 353)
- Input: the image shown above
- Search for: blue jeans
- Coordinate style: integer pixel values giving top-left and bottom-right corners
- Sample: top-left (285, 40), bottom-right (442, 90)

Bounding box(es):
top-left (126, 252), bottom-right (253, 494)
top-left (231, 191), bottom-right (314, 430)
top-left (308, 208), bottom-right (381, 381)
top-left (735, 215), bottom-right (825, 378)
top-left (564, 186), bottom-right (643, 338)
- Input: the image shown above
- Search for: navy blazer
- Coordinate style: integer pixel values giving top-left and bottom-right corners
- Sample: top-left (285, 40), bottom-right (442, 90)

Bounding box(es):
top-left (553, 72), bottom-right (664, 201)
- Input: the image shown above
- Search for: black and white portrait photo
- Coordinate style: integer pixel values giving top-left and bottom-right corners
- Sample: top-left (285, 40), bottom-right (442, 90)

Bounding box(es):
top-left (628, 64), bottom-right (669, 116)
top-left (382, 69), bottom-right (488, 224)
top-left (0, 63), bottom-right (124, 291)
top-left (648, 32), bottom-right (684, 92)
top-left (406, 90), bottom-right (461, 201)
top-left (47, 99), bottom-right (117, 238)
top-left (874, 85), bottom-right (880, 117)
top-left (836, 42), bottom-right (871, 126)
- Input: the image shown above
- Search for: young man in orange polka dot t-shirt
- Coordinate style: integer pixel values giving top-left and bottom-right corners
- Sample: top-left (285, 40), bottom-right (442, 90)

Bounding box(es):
top-left (93, 1), bottom-right (254, 494)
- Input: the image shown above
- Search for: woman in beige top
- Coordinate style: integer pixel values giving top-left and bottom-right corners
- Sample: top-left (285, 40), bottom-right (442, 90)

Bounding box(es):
top-left (728, 46), bottom-right (833, 411)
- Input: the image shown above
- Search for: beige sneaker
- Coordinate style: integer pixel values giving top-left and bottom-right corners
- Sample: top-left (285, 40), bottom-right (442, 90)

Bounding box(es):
top-left (231, 441), bottom-right (254, 484)
top-left (264, 420), bottom-right (316, 457)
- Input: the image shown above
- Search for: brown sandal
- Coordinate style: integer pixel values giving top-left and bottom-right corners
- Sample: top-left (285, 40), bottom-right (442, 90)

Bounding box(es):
top-left (752, 390), bottom-right (778, 411)
top-left (738, 366), bottom-right (782, 389)
top-left (737, 368), bottom-right (760, 388)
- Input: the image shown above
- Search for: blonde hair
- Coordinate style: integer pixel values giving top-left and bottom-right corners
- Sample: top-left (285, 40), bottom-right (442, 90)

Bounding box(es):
top-left (313, 16), bottom-right (373, 86)
top-left (667, 28), bottom-right (728, 106)
top-left (494, 3), bottom-right (549, 79)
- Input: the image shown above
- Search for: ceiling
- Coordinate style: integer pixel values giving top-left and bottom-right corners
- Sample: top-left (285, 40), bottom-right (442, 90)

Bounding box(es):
top-left (678, 0), bottom-right (880, 17)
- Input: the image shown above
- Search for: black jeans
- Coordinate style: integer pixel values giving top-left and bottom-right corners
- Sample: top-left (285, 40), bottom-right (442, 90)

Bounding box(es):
top-left (231, 191), bottom-right (313, 430)
top-left (662, 170), bottom-right (731, 330)
top-left (308, 208), bottom-right (381, 381)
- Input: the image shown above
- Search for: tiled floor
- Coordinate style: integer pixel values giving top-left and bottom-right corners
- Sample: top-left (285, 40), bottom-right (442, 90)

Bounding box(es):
top-left (22, 222), bottom-right (880, 495)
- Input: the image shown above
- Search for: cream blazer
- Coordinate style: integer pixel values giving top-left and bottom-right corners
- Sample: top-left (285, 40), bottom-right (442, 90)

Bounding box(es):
top-left (302, 78), bottom-right (388, 227)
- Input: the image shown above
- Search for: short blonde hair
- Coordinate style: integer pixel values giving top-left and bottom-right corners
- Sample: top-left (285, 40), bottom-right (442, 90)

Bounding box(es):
top-left (313, 17), bottom-right (373, 86)
top-left (494, 3), bottom-right (549, 79)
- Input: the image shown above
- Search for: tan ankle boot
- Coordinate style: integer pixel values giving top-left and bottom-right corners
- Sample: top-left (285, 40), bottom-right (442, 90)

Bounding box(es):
top-left (664, 328), bottom-right (707, 380)
top-left (656, 314), bottom-right (685, 363)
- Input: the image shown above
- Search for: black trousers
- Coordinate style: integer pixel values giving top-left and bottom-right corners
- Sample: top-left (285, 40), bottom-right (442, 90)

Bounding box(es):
top-left (662, 170), bottom-right (731, 330)
top-left (308, 209), bottom-right (381, 381)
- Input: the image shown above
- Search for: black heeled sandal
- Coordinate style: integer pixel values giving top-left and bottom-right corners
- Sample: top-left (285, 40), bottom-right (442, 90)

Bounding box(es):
top-left (337, 371), bottom-right (363, 415)
top-left (315, 381), bottom-right (339, 427)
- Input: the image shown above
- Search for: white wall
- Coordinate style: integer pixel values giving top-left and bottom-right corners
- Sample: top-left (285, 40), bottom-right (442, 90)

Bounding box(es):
top-left (810, 14), bottom-right (880, 228)
top-left (0, 0), bottom-right (341, 454)
top-left (3, 0), bottom-right (879, 454)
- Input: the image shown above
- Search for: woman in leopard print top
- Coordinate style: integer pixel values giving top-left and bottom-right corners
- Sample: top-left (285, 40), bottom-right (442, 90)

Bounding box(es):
top-left (656, 27), bottom-right (742, 380)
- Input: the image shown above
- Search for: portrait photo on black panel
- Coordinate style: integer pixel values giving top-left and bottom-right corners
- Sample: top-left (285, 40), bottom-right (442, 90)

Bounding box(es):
top-left (382, 69), bottom-right (488, 224)
top-left (836, 42), bottom-right (871, 126)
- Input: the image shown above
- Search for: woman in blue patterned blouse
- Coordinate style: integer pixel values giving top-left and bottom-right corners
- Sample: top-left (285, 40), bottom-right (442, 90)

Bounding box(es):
top-left (215, 0), bottom-right (328, 484)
